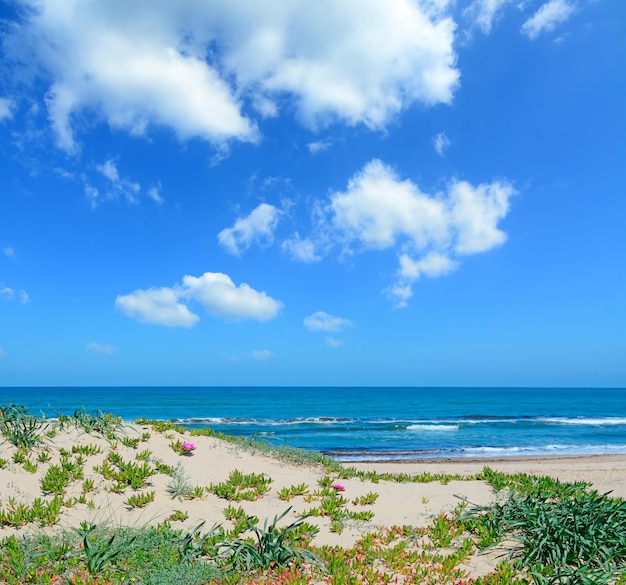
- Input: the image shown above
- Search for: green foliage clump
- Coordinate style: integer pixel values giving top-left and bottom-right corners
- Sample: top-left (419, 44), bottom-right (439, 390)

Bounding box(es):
top-left (209, 469), bottom-right (272, 501)
top-left (0, 403), bottom-right (47, 450)
top-left (218, 507), bottom-right (321, 571)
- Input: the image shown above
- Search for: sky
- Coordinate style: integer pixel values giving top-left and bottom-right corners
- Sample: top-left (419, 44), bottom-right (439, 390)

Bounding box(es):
top-left (0, 0), bottom-right (624, 387)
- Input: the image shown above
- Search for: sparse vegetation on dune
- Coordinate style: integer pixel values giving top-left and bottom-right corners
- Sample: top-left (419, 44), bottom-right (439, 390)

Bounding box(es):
top-left (0, 405), bottom-right (624, 584)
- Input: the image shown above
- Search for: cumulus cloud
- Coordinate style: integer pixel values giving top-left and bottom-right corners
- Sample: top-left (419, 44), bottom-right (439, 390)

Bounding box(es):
top-left (289, 159), bottom-right (515, 307)
top-left (433, 132), bottom-right (451, 156)
top-left (0, 98), bottom-right (15, 121)
top-left (86, 342), bottom-right (117, 355)
top-left (329, 159), bottom-right (450, 252)
top-left (115, 286), bottom-right (200, 328)
top-left (218, 203), bottom-right (282, 256)
top-left (116, 271), bottom-right (282, 327)
top-left (464, 0), bottom-right (513, 34)
top-left (5, 0), bottom-right (459, 151)
top-left (182, 272), bottom-right (283, 321)
top-left (304, 311), bottom-right (354, 332)
top-left (521, 0), bottom-right (576, 39)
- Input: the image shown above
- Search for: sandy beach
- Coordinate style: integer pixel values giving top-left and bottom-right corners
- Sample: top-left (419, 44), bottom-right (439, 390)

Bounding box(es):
top-left (1, 421), bottom-right (625, 581)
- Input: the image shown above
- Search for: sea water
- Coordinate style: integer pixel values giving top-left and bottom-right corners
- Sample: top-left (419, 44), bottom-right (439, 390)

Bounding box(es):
top-left (2, 387), bottom-right (625, 462)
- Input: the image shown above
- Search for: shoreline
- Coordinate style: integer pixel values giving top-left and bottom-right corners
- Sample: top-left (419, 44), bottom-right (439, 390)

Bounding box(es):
top-left (350, 453), bottom-right (626, 499)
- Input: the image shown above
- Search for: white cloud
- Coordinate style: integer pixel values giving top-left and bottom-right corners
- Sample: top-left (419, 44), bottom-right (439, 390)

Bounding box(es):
top-left (250, 349), bottom-right (273, 361)
top-left (3, 247), bottom-right (16, 258)
top-left (304, 311), bottom-right (354, 332)
top-left (464, 0), bottom-right (513, 34)
top-left (95, 159), bottom-right (141, 204)
top-left (398, 252), bottom-right (458, 280)
top-left (147, 184), bottom-right (165, 205)
top-left (86, 342), bottom-right (117, 355)
top-left (521, 0), bottom-right (576, 39)
top-left (115, 287), bottom-right (200, 328)
top-left (6, 0), bottom-right (458, 150)
top-left (0, 287), bottom-right (30, 303)
top-left (218, 203), bottom-right (282, 256)
top-left (0, 97), bottom-right (15, 121)
top-left (325, 336), bottom-right (345, 347)
top-left (291, 159), bottom-right (515, 307)
top-left (84, 185), bottom-right (99, 209)
top-left (116, 271), bottom-right (282, 326)
top-left (307, 139), bottom-right (333, 154)
top-left (433, 131), bottom-right (451, 156)
top-left (183, 272), bottom-right (282, 321)
top-left (281, 234), bottom-right (321, 263)
top-left (329, 159), bottom-right (450, 251)
top-left (449, 179), bottom-right (513, 255)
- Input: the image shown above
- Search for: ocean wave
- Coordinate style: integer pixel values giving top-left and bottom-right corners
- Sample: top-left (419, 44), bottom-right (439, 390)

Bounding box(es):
top-left (326, 443), bottom-right (626, 462)
top-left (539, 417), bottom-right (626, 426)
top-left (406, 424), bottom-right (459, 431)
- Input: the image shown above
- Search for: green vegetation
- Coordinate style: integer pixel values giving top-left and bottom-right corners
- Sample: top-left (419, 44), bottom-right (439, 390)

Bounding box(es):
top-left (208, 469), bottom-right (273, 501)
top-left (0, 403), bottom-right (47, 450)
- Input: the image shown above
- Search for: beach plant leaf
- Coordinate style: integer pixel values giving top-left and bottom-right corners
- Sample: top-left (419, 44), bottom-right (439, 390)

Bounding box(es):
top-left (218, 506), bottom-right (322, 571)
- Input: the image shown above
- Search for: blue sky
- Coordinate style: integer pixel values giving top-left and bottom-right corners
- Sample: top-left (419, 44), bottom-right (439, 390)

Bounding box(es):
top-left (0, 0), bottom-right (624, 387)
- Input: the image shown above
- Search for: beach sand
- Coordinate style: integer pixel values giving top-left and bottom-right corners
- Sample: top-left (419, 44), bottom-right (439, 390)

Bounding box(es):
top-left (1, 422), bottom-right (625, 579)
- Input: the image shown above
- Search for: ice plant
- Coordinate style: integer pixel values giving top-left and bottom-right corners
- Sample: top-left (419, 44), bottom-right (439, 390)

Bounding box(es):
top-left (182, 442), bottom-right (195, 453)
top-left (332, 483), bottom-right (345, 491)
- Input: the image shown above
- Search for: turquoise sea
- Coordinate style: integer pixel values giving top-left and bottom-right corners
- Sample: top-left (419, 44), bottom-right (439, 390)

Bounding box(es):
top-left (2, 387), bottom-right (625, 462)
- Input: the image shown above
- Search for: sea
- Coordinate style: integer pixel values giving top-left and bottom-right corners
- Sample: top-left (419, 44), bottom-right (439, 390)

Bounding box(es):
top-left (2, 387), bottom-right (625, 463)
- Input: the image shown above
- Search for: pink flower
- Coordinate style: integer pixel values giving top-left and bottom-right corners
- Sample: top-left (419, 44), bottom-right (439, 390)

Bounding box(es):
top-left (332, 483), bottom-right (345, 491)
top-left (182, 442), bottom-right (196, 452)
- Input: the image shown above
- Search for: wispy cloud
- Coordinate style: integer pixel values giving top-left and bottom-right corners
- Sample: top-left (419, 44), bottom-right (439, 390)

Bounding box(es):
top-left (3, 247), bottom-right (16, 258)
top-left (304, 311), bottom-right (354, 332)
top-left (0, 97), bottom-right (15, 121)
top-left (433, 132), bottom-right (451, 156)
top-left (522, 0), bottom-right (576, 40)
top-left (86, 342), bottom-right (118, 355)
top-left (464, 0), bottom-right (514, 35)
top-left (1, 287), bottom-right (30, 304)
top-left (250, 349), bottom-right (274, 361)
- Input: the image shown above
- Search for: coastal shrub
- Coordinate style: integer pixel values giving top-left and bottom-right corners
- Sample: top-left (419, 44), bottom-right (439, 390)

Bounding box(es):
top-left (126, 491), bottom-right (155, 509)
top-left (70, 406), bottom-right (123, 439)
top-left (278, 483), bottom-right (310, 501)
top-left (0, 496), bottom-right (62, 527)
top-left (218, 507), bottom-right (321, 571)
top-left (72, 443), bottom-right (102, 456)
top-left (209, 469), bottom-right (272, 501)
top-left (462, 488), bottom-right (626, 583)
top-left (0, 403), bottom-right (46, 450)
top-left (121, 436), bottom-right (141, 449)
top-left (167, 461), bottom-right (193, 500)
top-left (353, 491), bottom-right (379, 506)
